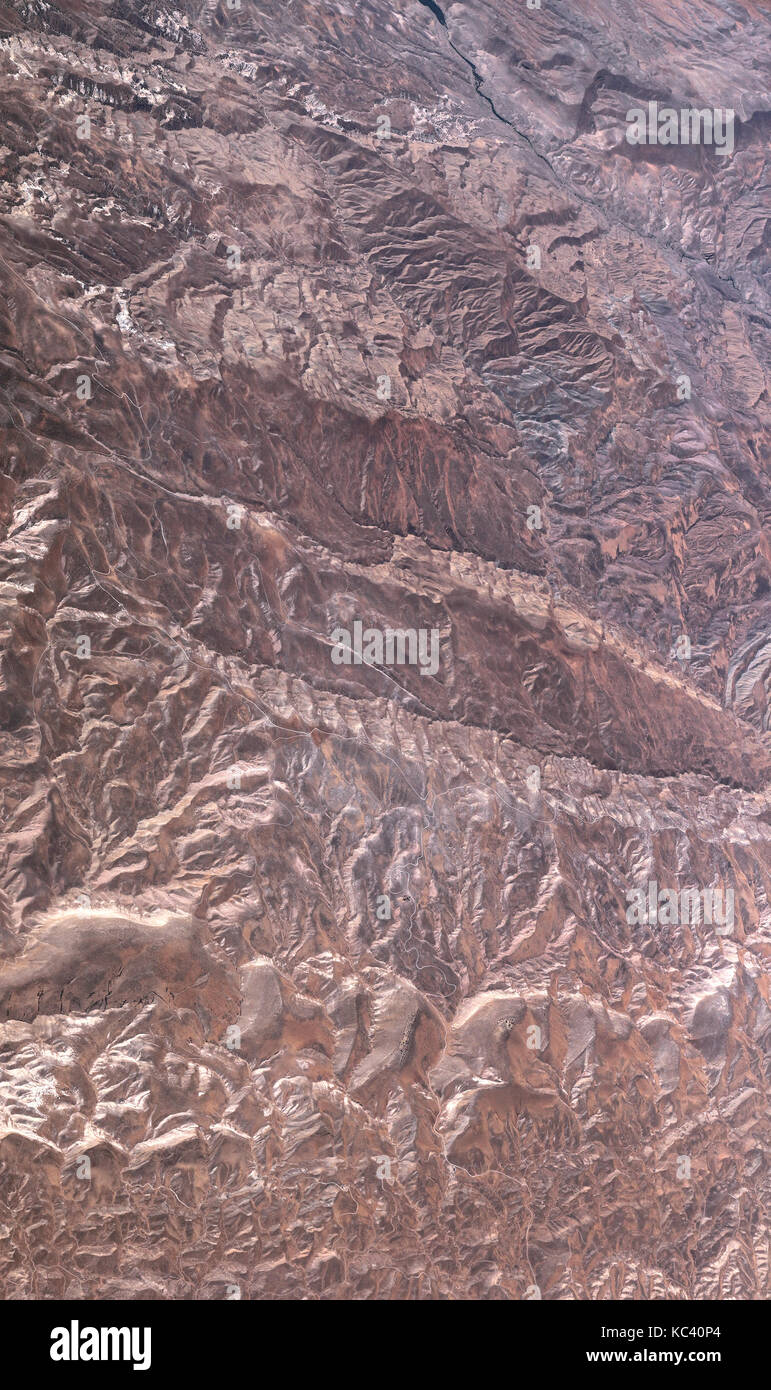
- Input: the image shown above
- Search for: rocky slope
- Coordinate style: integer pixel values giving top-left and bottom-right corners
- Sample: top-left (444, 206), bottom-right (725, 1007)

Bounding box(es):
top-left (0, 0), bottom-right (769, 1299)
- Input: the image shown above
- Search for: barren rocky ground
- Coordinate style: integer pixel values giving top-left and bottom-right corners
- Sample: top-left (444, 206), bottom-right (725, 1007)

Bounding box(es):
top-left (0, 0), bottom-right (769, 1299)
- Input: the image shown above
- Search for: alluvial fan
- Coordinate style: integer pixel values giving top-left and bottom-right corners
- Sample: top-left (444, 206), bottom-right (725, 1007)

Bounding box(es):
top-left (0, 0), bottom-right (770, 1300)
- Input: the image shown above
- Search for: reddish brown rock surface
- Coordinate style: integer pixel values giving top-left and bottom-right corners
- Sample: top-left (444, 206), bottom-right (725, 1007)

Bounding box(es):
top-left (0, 0), bottom-right (769, 1299)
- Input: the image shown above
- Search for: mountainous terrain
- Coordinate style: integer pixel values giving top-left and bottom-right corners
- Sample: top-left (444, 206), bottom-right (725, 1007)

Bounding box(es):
top-left (0, 0), bottom-right (769, 1299)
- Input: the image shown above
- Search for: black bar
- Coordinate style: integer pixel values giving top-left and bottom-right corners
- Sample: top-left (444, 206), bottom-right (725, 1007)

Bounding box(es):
top-left (1, 1296), bottom-right (758, 1378)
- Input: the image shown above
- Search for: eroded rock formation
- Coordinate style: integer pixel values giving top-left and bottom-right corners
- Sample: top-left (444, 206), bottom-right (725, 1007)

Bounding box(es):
top-left (0, 0), bottom-right (769, 1299)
